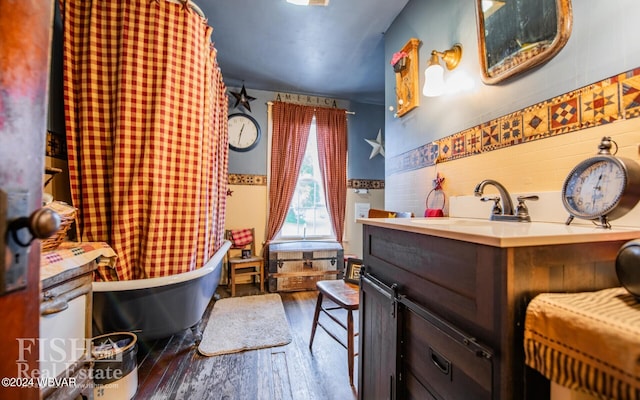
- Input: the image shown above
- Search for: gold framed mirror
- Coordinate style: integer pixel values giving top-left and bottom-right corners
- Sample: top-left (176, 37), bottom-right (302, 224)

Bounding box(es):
top-left (475, 0), bottom-right (572, 84)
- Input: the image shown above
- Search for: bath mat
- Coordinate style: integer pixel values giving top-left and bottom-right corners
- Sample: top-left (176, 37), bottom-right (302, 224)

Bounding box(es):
top-left (198, 293), bottom-right (292, 357)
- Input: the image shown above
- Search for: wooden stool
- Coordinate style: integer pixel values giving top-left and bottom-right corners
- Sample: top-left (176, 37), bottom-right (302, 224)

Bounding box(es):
top-left (226, 228), bottom-right (264, 297)
top-left (228, 256), bottom-right (264, 297)
top-left (309, 279), bottom-right (359, 386)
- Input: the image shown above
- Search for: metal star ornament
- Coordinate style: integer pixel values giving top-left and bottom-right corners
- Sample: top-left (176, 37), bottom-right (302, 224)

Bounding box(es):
top-left (365, 129), bottom-right (385, 159)
top-left (230, 84), bottom-right (256, 112)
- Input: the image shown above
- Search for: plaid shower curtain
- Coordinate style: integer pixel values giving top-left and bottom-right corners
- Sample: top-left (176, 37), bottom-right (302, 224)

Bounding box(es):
top-left (61, 0), bottom-right (228, 280)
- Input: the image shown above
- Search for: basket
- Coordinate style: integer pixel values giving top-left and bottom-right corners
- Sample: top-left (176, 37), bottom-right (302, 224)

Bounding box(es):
top-left (41, 201), bottom-right (76, 252)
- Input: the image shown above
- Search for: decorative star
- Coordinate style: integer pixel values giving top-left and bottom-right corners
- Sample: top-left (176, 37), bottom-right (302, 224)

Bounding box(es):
top-left (226, 189), bottom-right (233, 197)
top-left (180, 0), bottom-right (192, 13)
top-left (433, 172), bottom-right (445, 190)
top-left (230, 84), bottom-right (256, 112)
top-left (364, 129), bottom-right (385, 159)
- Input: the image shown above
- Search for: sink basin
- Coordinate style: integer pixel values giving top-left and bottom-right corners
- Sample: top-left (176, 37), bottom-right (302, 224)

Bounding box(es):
top-left (410, 218), bottom-right (490, 227)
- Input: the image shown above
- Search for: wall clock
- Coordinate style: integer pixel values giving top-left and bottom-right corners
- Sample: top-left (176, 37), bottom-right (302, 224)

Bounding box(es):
top-left (561, 137), bottom-right (640, 228)
top-left (228, 113), bottom-right (261, 152)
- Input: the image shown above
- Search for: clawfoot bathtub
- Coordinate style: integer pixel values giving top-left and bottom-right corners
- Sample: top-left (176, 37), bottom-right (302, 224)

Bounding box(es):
top-left (92, 240), bottom-right (231, 341)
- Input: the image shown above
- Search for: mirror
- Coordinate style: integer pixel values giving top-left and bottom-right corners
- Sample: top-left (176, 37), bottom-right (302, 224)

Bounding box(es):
top-left (475, 0), bottom-right (572, 84)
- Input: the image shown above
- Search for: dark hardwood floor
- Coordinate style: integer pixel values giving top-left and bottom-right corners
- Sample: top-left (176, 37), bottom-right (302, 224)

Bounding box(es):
top-left (133, 284), bottom-right (358, 400)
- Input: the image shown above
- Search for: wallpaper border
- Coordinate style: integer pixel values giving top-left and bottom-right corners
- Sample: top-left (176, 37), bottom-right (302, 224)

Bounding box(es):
top-left (228, 174), bottom-right (267, 186)
top-left (387, 67), bottom-right (640, 175)
top-left (228, 175), bottom-right (385, 189)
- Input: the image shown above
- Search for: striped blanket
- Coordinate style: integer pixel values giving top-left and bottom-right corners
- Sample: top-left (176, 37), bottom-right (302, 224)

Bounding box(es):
top-left (524, 287), bottom-right (640, 399)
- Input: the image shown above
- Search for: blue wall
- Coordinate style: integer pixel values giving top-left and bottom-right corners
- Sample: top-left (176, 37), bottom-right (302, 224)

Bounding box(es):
top-left (384, 0), bottom-right (640, 159)
top-left (225, 87), bottom-right (270, 175)
top-left (225, 85), bottom-right (385, 179)
top-left (347, 101), bottom-right (385, 179)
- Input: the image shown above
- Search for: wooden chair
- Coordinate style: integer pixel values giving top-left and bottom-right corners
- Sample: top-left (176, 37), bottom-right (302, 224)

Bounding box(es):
top-left (309, 258), bottom-right (363, 386)
top-left (225, 228), bottom-right (264, 297)
top-left (367, 208), bottom-right (414, 218)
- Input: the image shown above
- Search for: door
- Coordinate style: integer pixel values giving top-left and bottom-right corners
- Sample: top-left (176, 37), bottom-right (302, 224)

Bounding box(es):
top-left (0, 2), bottom-right (54, 399)
top-left (358, 271), bottom-right (399, 400)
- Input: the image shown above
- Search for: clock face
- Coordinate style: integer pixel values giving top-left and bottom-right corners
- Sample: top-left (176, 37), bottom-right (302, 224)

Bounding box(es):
top-left (562, 156), bottom-right (627, 219)
top-left (228, 113), bottom-right (261, 152)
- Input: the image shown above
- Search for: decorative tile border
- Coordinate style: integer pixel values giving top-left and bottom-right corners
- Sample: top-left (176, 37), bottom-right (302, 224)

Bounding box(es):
top-left (228, 174), bottom-right (267, 186)
top-left (388, 67), bottom-right (640, 175)
top-left (348, 179), bottom-right (385, 189)
top-left (387, 141), bottom-right (439, 176)
top-left (228, 176), bottom-right (385, 189)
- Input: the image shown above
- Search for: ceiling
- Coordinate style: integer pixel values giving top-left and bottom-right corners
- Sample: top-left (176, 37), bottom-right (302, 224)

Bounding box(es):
top-left (197, 0), bottom-right (410, 105)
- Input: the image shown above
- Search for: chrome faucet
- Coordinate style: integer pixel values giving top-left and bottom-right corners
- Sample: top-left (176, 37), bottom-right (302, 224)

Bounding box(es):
top-left (474, 179), bottom-right (538, 222)
top-left (474, 179), bottom-right (514, 215)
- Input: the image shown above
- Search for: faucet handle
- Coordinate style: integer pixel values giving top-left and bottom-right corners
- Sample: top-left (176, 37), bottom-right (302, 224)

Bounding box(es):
top-left (480, 196), bottom-right (502, 215)
top-left (516, 195), bottom-right (539, 218)
top-left (517, 195), bottom-right (539, 202)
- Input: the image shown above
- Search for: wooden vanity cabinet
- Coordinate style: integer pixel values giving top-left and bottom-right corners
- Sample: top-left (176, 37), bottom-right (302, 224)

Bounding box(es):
top-left (399, 294), bottom-right (493, 399)
top-left (359, 224), bottom-right (625, 400)
top-left (358, 274), bottom-right (399, 400)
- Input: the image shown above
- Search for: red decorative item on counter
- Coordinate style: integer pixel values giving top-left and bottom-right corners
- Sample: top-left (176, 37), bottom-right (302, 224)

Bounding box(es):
top-left (424, 173), bottom-right (445, 217)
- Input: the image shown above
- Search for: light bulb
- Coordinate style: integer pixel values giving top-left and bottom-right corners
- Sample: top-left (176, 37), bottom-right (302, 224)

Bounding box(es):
top-left (423, 64), bottom-right (445, 97)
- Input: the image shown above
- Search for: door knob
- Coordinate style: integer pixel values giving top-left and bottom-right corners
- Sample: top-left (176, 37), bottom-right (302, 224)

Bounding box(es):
top-left (28, 208), bottom-right (61, 239)
top-left (9, 207), bottom-right (61, 247)
top-left (1, 190), bottom-right (60, 294)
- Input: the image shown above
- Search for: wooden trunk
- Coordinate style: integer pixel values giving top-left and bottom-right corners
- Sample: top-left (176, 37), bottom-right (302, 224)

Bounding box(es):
top-left (267, 241), bottom-right (344, 292)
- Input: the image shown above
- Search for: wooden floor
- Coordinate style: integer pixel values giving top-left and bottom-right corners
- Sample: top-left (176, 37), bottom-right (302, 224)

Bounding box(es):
top-left (133, 284), bottom-right (358, 400)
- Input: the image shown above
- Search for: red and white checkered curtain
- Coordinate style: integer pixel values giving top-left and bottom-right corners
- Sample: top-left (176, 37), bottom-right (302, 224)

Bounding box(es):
top-left (266, 102), bottom-right (314, 242)
top-left (316, 107), bottom-right (347, 243)
top-left (61, 0), bottom-right (228, 280)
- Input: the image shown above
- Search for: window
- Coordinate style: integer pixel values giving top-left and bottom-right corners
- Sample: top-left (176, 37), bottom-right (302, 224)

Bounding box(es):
top-left (278, 119), bottom-right (334, 239)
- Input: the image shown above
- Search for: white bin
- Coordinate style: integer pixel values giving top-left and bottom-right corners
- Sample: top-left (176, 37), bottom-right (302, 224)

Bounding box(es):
top-left (91, 332), bottom-right (138, 400)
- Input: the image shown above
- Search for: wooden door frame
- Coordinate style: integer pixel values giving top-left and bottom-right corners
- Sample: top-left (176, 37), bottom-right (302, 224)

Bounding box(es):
top-left (0, 1), bottom-right (54, 399)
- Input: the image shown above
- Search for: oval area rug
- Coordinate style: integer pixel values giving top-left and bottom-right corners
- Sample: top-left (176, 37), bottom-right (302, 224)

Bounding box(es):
top-left (197, 293), bottom-right (292, 356)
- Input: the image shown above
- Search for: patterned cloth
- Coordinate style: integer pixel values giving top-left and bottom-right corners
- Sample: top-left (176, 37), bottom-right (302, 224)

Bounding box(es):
top-left (41, 241), bottom-right (117, 282)
top-left (61, 0), bottom-right (228, 280)
top-left (230, 229), bottom-right (253, 248)
top-left (524, 287), bottom-right (640, 399)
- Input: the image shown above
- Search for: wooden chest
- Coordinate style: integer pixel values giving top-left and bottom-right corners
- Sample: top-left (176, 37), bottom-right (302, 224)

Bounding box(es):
top-left (267, 241), bottom-right (344, 292)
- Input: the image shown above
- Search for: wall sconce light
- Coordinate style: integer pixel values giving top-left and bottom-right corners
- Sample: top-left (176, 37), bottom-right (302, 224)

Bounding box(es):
top-left (286, 0), bottom-right (329, 5)
top-left (422, 44), bottom-right (463, 97)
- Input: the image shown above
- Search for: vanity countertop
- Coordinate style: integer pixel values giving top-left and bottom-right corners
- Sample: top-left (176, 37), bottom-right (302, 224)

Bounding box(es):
top-left (357, 217), bottom-right (640, 248)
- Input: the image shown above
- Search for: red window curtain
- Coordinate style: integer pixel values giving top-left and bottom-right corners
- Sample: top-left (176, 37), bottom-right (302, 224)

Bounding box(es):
top-left (315, 107), bottom-right (348, 243)
top-left (266, 102), bottom-right (314, 242)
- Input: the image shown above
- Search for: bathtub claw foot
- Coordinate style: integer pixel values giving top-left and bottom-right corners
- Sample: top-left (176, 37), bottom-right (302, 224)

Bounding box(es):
top-left (191, 325), bottom-right (203, 344)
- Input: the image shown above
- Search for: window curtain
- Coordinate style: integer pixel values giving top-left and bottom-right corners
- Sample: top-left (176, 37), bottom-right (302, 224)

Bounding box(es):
top-left (315, 107), bottom-right (348, 242)
top-left (60, 0), bottom-right (228, 280)
top-left (266, 101), bottom-right (347, 244)
top-left (266, 102), bottom-right (314, 242)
